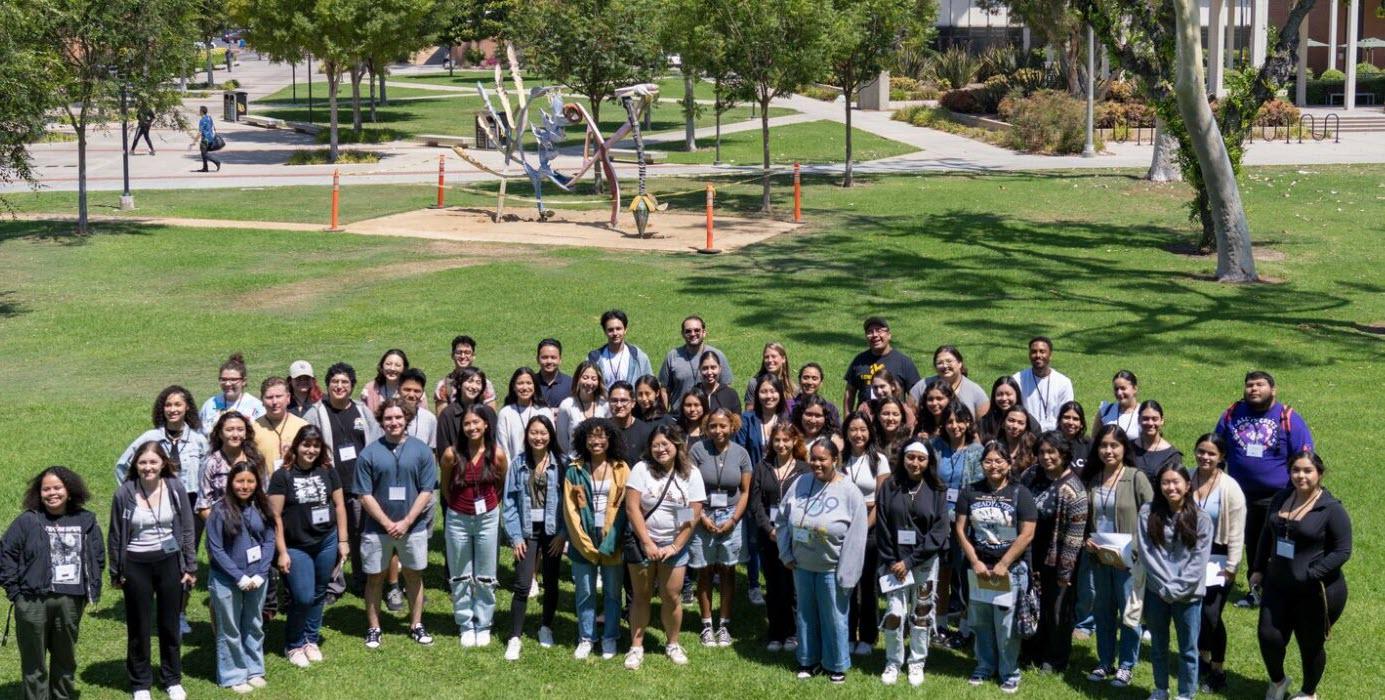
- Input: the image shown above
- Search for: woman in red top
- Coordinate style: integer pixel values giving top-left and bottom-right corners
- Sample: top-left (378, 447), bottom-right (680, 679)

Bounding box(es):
top-left (440, 404), bottom-right (508, 649)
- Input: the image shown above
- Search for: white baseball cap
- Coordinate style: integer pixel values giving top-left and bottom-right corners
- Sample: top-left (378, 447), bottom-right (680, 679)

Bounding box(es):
top-left (289, 360), bottom-right (314, 378)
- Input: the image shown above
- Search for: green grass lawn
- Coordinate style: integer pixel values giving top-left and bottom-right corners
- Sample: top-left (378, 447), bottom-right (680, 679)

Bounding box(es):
top-left (650, 119), bottom-right (919, 165)
top-left (257, 82), bottom-right (470, 104)
top-left (0, 165), bottom-right (1381, 698)
top-left (396, 72), bottom-right (717, 102)
top-left (253, 96), bottom-right (794, 145)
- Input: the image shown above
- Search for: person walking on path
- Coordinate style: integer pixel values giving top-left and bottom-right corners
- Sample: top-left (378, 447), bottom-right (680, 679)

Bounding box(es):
top-left (132, 105), bottom-right (156, 155)
top-left (196, 106), bottom-right (221, 172)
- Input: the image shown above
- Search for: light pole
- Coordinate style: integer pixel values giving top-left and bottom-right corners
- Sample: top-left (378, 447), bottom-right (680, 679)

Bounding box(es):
top-left (307, 53), bottom-right (314, 124)
top-left (114, 70), bottom-right (134, 209)
top-left (1083, 24), bottom-right (1096, 158)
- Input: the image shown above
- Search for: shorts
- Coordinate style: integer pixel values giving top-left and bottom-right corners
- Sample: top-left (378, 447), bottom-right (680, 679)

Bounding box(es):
top-left (633, 540), bottom-right (691, 569)
top-left (361, 528), bottom-right (429, 573)
top-left (689, 507), bottom-right (744, 568)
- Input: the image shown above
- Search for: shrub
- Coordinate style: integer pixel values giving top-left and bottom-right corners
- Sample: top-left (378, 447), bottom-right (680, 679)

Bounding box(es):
top-left (1008, 67), bottom-right (1053, 97)
top-left (929, 47), bottom-right (981, 91)
top-left (890, 76), bottom-right (922, 92)
top-left (799, 84), bottom-right (841, 101)
top-left (286, 148), bottom-right (382, 165)
top-left (891, 105), bottom-right (1009, 147)
top-left (978, 45), bottom-right (1018, 82)
top-left (1320, 68), bottom-right (1346, 81)
top-left (1106, 79), bottom-right (1137, 102)
top-left (940, 87), bottom-right (982, 114)
top-left (464, 47), bottom-right (486, 66)
top-left (1095, 101), bottom-right (1154, 128)
top-left (221, 79), bottom-right (241, 90)
top-left (979, 74), bottom-right (1010, 112)
top-left (1004, 90), bottom-right (1101, 154)
top-left (1254, 98), bottom-right (1301, 126)
top-left (1358, 62), bottom-right (1382, 75)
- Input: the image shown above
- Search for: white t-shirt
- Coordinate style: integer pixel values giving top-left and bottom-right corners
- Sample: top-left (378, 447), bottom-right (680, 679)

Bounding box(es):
top-left (597, 346), bottom-right (632, 388)
top-left (591, 478), bottom-right (613, 518)
top-left (843, 451), bottom-right (890, 505)
top-left (627, 460), bottom-right (707, 544)
top-left (1011, 368), bottom-right (1074, 432)
top-left (1097, 401), bottom-right (1141, 441)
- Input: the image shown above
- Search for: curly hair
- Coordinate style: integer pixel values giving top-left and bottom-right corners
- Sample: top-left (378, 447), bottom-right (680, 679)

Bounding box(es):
top-left (22, 466), bottom-right (91, 514)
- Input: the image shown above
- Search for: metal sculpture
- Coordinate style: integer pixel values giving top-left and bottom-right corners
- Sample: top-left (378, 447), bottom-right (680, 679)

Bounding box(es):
top-left (454, 41), bottom-right (664, 235)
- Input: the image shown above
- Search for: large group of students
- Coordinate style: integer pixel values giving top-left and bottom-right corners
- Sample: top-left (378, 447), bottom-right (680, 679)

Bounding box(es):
top-left (2, 311), bottom-right (1353, 699)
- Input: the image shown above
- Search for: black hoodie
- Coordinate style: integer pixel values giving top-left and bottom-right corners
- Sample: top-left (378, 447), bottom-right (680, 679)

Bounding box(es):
top-left (874, 475), bottom-right (950, 571)
top-left (1, 509), bottom-right (105, 602)
top-left (1252, 487), bottom-right (1351, 589)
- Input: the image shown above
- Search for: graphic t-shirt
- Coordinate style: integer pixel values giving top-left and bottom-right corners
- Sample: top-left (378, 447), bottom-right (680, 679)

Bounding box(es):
top-left (45, 513), bottom-right (85, 595)
top-left (1214, 401), bottom-right (1313, 499)
top-left (843, 349), bottom-right (922, 409)
top-left (958, 479), bottom-right (1037, 565)
top-left (268, 465), bottom-right (342, 548)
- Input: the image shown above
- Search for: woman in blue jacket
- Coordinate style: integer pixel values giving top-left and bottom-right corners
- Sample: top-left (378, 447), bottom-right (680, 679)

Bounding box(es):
top-left (501, 415), bottom-right (568, 659)
top-left (206, 463), bottom-right (276, 692)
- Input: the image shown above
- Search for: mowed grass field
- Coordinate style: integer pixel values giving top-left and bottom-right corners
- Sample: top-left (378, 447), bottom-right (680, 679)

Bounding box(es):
top-left (0, 165), bottom-right (1380, 699)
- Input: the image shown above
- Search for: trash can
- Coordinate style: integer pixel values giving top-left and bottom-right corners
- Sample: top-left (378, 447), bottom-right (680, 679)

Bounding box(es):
top-left (223, 91), bottom-right (248, 122)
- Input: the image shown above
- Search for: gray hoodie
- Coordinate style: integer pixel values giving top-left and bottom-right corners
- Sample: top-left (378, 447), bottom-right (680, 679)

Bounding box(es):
top-left (1136, 503), bottom-right (1213, 603)
top-left (776, 473), bottom-right (867, 590)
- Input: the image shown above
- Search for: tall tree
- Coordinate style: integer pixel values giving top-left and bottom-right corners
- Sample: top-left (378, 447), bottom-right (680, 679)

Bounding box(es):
top-left (0, 2), bottom-right (49, 206)
top-left (827, 0), bottom-right (915, 187)
top-left (194, 0), bottom-right (230, 87)
top-left (30, 0), bottom-right (195, 233)
top-left (711, 0), bottom-right (832, 211)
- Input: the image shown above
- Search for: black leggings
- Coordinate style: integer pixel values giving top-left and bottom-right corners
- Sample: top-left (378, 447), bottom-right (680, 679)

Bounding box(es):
top-left (758, 533), bottom-right (796, 642)
top-left (848, 530), bottom-right (879, 645)
top-left (1258, 577), bottom-right (1347, 695)
top-left (1244, 498), bottom-right (1272, 586)
top-left (132, 124), bottom-right (154, 152)
top-left (1198, 544), bottom-right (1231, 664)
top-left (122, 551), bottom-right (184, 691)
top-left (1021, 562), bottom-right (1076, 670)
top-left (508, 531), bottom-right (561, 639)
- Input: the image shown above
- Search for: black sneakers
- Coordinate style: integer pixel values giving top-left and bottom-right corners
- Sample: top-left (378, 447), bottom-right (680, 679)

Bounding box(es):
top-left (409, 624), bottom-right (434, 645)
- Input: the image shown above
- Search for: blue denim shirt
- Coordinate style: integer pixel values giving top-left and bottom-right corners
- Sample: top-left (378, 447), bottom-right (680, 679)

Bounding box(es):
top-left (502, 452), bottom-right (565, 544)
top-left (199, 114), bottom-right (215, 143)
top-left (115, 427), bottom-right (210, 495)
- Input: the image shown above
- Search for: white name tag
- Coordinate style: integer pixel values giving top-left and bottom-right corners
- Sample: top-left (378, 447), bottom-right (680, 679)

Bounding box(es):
top-left (474, 498), bottom-right (488, 514)
top-left (246, 546), bottom-right (261, 563)
top-left (710, 492), bottom-right (729, 508)
top-left (1275, 537), bottom-right (1295, 559)
top-left (54, 564), bottom-right (78, 584)
top-left (676, 507), bottom-right (693, 526)
top-left (531, 507), bottom-right (545, 523)
top-left (388, 486), bottom-right (406, 501)
top-left (897, 529), bottom-right (917, 545)
top-left (1096, 516), bottom-right (1116, 534)
top-left (311, 506), bottom-right (330, 525)
top-left (1246, 444), bottom-right (1265, 458)
top-left (769, 506), bottom-right (779, 522)
top-left (946, 488), bottom-right (959, 504)
top-left (792, 526), bottom-right (810, 544)
top-left (338, 444), bottom-right (357, 462)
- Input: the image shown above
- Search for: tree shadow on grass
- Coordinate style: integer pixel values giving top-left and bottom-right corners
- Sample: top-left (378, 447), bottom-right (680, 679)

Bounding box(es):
top-left (676, 201), bottom-right (1382, 370)
top-left (0, 219), bottom-right (155, 246)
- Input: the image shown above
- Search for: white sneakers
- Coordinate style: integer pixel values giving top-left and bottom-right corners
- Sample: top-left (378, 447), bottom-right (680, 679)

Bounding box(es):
top-left (624, 646), bottom-right (644, 670)
top-left (666, 643), bottom-right (689, 665)
top-left (248, 677), bottom-right (266, 689)
top-left (303, 643), bottom-right (323, 663)
top-left (601, 638), bottom-right (617, 659)
top-left (784, 637), bottom-right (798, 651)
top-left (881, 664), bottom-right (899, 685)
top-left (505, 637), bottom-right (522, 661)
top-left (231, 683), bottom-right (253, 694)
top-left (133, 691), bottom-right (152, 700)
top-left (166, 685), bottom-right (187, 700)
top-left (748, 588), bottom-right (765, 606)
top-left (574, 640), bottom-right (593, 659)
top-left (287, 648), bottom-right (311, 668)
top-left (1267, 677), bottom-right (1293, 700)
top-left (907, 664), bottom-right (925, 686)
top-left (476, 630), bottom-right (492, 647)
top-left (538, 626), bottom-right (555, 648)
top-left (460, 629), bottom-right (477, 648)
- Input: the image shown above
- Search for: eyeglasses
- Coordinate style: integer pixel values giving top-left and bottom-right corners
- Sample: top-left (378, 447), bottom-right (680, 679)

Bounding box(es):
top-left (981, 458), bottom-right (1010, 467)
top-left (865, 328), bottom-right (889, 337)
top-left (609, 398), bottom-right (632, 405)
top-left (219, 376), bottom-right (244, 383)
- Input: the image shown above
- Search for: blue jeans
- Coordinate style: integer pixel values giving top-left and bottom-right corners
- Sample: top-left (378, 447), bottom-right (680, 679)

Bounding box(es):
top-left (969, 563), bottom-right (1026, 682)
top-left (1075, 550), bottom-right (1096, 632)
top-left (445, 508), bottom-right (501, 631)
top-left (208, 570), bottom-right (266, 687)
top-left (570, 539), bottom-right (623, 642)
top-left (793, 568), bottom-right (851, 673)
top-left (1145, 591), bottom-right (1202, 697)
top-left (744, 517), bottom-right (761, 589)
top-left (283, 532), bottom-right (338, 651)
top-left (1092, 562), bottom-right (1141, 670)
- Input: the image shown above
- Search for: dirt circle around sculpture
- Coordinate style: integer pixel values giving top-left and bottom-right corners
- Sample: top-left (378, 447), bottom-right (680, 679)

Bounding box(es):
top-left (345, 205), bottom-right (799, 253)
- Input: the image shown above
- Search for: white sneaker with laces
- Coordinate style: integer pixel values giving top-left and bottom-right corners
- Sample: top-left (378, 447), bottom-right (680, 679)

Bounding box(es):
top-left (601, 637), bottom-right (617, 659)
top-left (166, 685), bottom-right (187, 700)
top-left (476, 629), bottom-right (492, 647)
top-left (624, 646), bottom-right (644, 670)
top-left (231, 683), bottom-right (254, 694)
top-left (460, 629), bottom-right (476, 648)
top-left (715, 626), bottom-right (733, 647)
top-left (505, 637), bottom-right (522, 661)
top-left (881, 664), bottom-right (899, 685)
top-left (133, 691), bottom-right (152, 700)
top-left (530, 578), bottom-right (541, 597)
top-left (908, 664), bottom-right (925, 686)
top-left (784, 636), bottom-right (798, 651)
top-left (1266, 677), bottom-right (1293, 700)
top-left (304, 643), bottom-right (323, 662)
top-left (248, 677), bottom-right (267, 688)
top-left (574, 640), bottom-right (593, 659)
top-left (538, 626), bottom-right (555, 648)
top-left (748, 588), bottom-right (765, 606)
top-left (288, 648), bottom-right (310, 668)
top-left (666, 643), bottom-right (689, 665)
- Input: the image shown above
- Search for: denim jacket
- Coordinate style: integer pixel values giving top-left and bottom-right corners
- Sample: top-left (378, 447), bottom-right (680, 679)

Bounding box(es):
top-left (502, 452), bottom-right (566, 544)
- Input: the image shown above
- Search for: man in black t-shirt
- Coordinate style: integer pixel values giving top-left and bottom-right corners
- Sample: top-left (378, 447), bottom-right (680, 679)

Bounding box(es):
top-left (843, 316), bottom-right (923, 412)
top-left (607, 382), bottom-right (651, 463)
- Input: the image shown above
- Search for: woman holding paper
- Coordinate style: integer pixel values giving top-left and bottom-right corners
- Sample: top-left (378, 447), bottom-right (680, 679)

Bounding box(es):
top-left (1188, 433), bottom-right (1246, 693)
top-left (776, 438), bottom-right (867, 684)
top-left (1250, 450), bottom-right (1351, 700)
top-left (1082, 425), bottom-right (1153, 688)
top-left (874, 440), bottom-right (950, 686)
top-left (955, 441), bottom-right (1037, 694)
top-left (1136, 464), bottom-right (1213, 700)
top-left (1019, 431), bottom-right (1088, 673)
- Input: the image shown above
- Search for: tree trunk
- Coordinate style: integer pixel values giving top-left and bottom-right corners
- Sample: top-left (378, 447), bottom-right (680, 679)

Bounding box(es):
top-left (1146, 119), bottom-right (1183, 182)
top-left (378, 69), bottom-right (387, 105)
top-left (590, 97), bottom-right (604, 194)
top-left (683, 73), bottom-right (696, 151)
top-left (368, 63), bottom-right (377, 123)
top-left (447, 45), bottom-right (454, 76)
top-left (1171, 0), bottom-right (1257, 281)
top-left (205, 36), bottom-right (215, 88)
top-left (328, 64), bottom-right (340, 163)
top-left (714, 79), bottom-right (723, 164)
top-left (843, 79), bottom-right (855, 188)
top-left (350, 66), bottom-right (363, 134)
top-left (75, 125), bottom-right (88, 235)
top-left (1065, 37), bottom-right (1083, 96)
top-left (760, 95), bottom-right (772, 213)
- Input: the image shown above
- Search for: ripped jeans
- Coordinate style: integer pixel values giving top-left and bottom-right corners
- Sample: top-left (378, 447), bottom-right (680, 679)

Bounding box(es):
top-left (445, 507), bottom-right (501, 632)
top-left (880, 556), bottom-right (940, 670)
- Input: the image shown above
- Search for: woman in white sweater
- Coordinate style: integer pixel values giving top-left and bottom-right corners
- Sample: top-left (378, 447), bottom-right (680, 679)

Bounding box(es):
top-left (555, 361), bottom-right (610, 455)
top-left (1188, 433), bottom-right (1246, 693)
top-left (496, 368), bottom-right (554, 462)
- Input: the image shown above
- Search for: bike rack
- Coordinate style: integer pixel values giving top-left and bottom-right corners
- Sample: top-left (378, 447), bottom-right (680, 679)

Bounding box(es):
top-left (1297, 114), bottom-right (1314, 144)
top-left (1324, 113), bottom-right (1341, 143)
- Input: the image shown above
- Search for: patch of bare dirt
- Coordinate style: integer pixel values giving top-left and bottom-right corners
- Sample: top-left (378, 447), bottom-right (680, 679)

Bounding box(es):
top-left (239, 257), bottom-right (485, 312)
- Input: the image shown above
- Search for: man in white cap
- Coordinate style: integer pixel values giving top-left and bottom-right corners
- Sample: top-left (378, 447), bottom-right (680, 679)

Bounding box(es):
top-left (288, 360), bottom-right (320, 418)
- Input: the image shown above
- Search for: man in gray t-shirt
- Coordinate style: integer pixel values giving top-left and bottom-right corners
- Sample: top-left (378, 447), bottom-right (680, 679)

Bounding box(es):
top-left (658, 315), bottom-right (733, 407)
